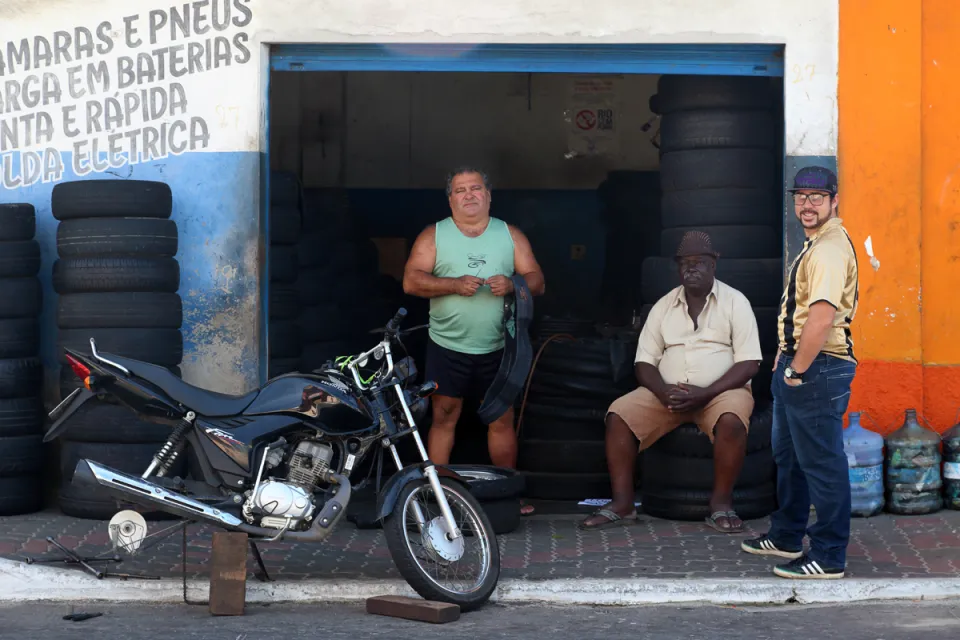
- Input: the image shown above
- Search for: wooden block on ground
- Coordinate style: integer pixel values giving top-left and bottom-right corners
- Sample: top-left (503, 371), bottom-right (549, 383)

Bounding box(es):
top-left (366, 595), bottom-right (460, 624)
top-left (209, 532), bottom-right (248, 616)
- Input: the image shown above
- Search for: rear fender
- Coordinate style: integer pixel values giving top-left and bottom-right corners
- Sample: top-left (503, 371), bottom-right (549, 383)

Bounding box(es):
top-left (375, 463), bottom-right (466, 521)
top-left (43, 388), bottom-right (96, 443)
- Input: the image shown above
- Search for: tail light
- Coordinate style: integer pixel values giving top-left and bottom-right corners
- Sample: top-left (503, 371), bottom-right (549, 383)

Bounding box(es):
top-left (65, 354), bottom-right (95, 390)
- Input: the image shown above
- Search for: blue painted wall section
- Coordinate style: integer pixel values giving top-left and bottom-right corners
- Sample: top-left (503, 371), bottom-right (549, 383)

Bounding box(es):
top-left (0, 151), bottom-right (262, 401)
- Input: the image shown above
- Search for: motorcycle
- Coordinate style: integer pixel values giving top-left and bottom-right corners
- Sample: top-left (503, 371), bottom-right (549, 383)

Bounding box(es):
top-left (44, 308), bottom-right (501, 610)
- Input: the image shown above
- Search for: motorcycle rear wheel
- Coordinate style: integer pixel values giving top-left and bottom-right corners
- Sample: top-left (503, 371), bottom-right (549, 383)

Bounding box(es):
top-left (383, 476), bottom-right (501, 611)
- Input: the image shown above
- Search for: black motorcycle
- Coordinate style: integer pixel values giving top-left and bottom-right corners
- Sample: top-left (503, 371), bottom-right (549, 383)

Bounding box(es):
top-left (45, 308), bottom-right (501, 610)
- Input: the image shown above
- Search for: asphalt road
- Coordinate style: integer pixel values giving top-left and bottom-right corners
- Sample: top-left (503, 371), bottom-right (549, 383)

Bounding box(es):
top-left (0, 600), bottom-right (958, 639)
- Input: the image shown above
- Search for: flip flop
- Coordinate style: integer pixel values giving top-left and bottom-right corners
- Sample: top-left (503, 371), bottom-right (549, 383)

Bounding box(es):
top-left (579, 507), bottom-right (638, 530)
top-left (705, 510), bottom-right (744, 533)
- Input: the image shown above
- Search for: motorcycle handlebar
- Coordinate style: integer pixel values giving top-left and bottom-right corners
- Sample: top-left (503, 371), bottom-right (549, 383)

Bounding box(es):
top-left (385, 308), bottom-right (408, 334)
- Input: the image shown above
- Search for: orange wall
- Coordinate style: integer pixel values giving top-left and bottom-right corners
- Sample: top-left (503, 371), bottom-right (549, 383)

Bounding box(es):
top-left (839, 0), bottom-right (960, 434)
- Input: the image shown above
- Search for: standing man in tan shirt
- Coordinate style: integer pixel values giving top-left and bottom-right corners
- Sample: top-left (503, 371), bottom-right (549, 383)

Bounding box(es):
top-left (741, 166), bottom-right (859, 580)
top-left (581, 231), bottom-right (763, 533)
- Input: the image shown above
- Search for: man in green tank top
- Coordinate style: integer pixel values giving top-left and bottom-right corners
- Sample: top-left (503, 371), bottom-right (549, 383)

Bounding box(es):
top-left (403, 167), bottom-right (545, 515)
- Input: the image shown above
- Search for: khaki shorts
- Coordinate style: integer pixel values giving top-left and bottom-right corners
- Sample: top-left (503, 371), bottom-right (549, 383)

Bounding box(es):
top-left (607, 386), bottom-right (754, 452)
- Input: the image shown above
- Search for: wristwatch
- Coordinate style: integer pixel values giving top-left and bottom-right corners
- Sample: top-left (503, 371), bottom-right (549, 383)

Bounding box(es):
top-left (784, 366), bottom-right (804, 381)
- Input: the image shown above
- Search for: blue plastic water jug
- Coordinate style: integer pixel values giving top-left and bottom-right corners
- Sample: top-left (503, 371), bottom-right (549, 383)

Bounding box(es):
top-left (843, 412), bottom-right (884, 517)
top-left (942, 415), bottom-right (960, 510)
top-left (885, 409), bottom-right (942, 514)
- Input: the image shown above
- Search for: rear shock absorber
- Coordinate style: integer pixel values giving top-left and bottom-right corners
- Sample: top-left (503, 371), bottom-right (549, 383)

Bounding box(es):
top-left (142, 411), bottom-right (196, 479)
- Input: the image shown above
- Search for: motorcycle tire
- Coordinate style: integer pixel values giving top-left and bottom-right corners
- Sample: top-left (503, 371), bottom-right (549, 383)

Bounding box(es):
top-left (383, 476), bottom-right (501, 612)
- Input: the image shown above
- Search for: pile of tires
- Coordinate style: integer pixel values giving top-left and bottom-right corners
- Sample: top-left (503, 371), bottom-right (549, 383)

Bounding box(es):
top-left (517, 332), bottom-right (640, 501)
top-left (268, 171), bottom-right (304, 377)
top-left (52, 179), bottom-right (185, 520)
top-left (0, 204), bottom-right (45, 516)
top-left (646, 75), bottom-right (783, 398)
top-left (296, 188), bottom-right (391, 372)
top-left (640, 399), bottom-right (777, 521)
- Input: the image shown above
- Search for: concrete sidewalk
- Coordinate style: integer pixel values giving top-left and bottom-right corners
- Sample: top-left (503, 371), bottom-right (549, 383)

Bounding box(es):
top-left (1, 509), bottom-right (959, 605)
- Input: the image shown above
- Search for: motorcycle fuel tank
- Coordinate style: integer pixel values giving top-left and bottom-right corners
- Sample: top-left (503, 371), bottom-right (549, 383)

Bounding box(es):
top-left (242, 375), bottom-right (372, 432)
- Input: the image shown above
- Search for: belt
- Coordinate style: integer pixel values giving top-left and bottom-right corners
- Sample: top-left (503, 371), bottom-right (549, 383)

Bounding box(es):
top-left (477, 274), bottom-right (534, 424)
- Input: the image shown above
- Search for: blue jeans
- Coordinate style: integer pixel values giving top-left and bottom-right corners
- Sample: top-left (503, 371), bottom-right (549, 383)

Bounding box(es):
top-left (767, 353), bottom-right (857, 568)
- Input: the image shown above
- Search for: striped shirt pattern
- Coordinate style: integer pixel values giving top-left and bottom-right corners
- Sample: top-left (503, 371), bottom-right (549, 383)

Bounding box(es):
top-left (777, 218), bottom-right (860, 363)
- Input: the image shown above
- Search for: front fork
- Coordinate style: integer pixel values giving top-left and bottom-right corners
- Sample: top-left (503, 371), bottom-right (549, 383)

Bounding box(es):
top-left (388, 384), bottom-right (462, 540)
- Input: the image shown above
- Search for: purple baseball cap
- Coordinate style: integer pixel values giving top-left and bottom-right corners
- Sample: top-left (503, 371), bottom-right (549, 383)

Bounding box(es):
top-left (788, 166), bottom-right (838, 195)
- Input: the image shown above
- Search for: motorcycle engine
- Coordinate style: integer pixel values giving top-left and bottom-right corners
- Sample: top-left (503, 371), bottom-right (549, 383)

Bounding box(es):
top-left (243, 440), bottom-right (334, 529)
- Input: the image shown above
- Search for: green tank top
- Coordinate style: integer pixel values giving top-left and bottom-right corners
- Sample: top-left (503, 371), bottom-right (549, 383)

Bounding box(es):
top-left (429, 216), bottom-right (516, 354)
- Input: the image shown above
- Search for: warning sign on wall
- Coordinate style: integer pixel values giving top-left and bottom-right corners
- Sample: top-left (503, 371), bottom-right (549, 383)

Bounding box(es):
top-left (565, 77), bottom-right (620, 157)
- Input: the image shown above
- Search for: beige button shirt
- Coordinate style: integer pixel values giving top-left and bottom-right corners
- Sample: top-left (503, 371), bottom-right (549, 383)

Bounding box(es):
top-left (636, 279), bottom-right (763, 388)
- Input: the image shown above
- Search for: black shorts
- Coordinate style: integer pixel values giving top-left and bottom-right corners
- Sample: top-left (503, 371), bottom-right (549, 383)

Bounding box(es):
top-left (424, 339), bottom-right (504, 401)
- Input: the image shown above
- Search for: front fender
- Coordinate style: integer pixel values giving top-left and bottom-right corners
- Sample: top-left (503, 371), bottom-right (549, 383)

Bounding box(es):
top-left (375, 463), bottom-right (466, 521)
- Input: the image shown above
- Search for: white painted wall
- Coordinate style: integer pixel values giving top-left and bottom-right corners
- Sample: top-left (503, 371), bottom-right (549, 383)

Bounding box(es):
top-left (271, 71), bottom-right (664, 189)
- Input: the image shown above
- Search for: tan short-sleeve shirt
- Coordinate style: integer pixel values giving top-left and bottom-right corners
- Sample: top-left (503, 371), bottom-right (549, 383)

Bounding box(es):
top-left (636, 279), bottom-right (763, 388)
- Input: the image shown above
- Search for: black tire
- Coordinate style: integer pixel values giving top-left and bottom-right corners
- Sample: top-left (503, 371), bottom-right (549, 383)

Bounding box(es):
top-left (653, 399), bottom-right (773, 459)
top-left (0, 434), bottom-right (43, 476)
top-left (0, 319), bottom-right (38, 359)
top-left (57, 401), bottom-right (173, 444)
top-left (298, 304), bottom-right (359, 342)
top-left (662, 188), bottom-right (779, 227)
top-left (0, 358), bottom-right (42, 399)
top-left (51, 180), bottom-right (173, 220)
top-left (536, 316), bottom-right (597, 338)
top-left (0, 475), bottom-right (43, 515)
top-left (270, 171), bottom-right (301, 207)
top-left (659, 110), bottom-right (776, 153)
top-left (0, 240), bottom-right (41, 278)
top-left (518, 404), bottom-right (607, 442)
top-left (0, 397), bottom-right (42, 437)
top-left (642, 449), bottom-right (775, 491)
top-left (477, 497), bottom-right (522, 535)
top-left (519, 440), bottom-right (607, 474)
top-left (382, 476), bottom-right (500, 611)
top-left (522, 471), bottom-right (612, 501)
top-left (0, 204), bottom-right (35, 241)
top-left (447, 464), bottom-right (526, 500)
top-left (660, 226), bottom-right (780, 259)
top-left (58, 440), bottom-right (185, 520)
top-left (640, 256), bottom-right (783, 307)
top-left (660, 149), bottom-right (775, 192)
top-left (268, 321), bottom-right (301, 358)
top-left (268, 357), bottom-right (300, 377)
top-left (269, 245), bottom-right (298, 284)
top-left (529, 371), bottom-right (631, 403)
top-left (0, 278), bottom-right (42, 318)
top-left (269, 287), bottom-right (300, 320)
top-left (754, 307), bottom-right (780, 353)
top-left (300, 340), bottom-right (358, 370)
top-left (270, 206), bottom-right (302, 245)
top-left (656, 75), bottom-right (774, 113)
top-left (58, 328), bottom-right (183, 366)
top-left (57, 218), bottom-right (178, 258)
top-left (54, 257), bottom-right (180, 294)
top-left (57, 293), bottom-right (183, 329)
top-left (641, 483), bottom-right (777, 521)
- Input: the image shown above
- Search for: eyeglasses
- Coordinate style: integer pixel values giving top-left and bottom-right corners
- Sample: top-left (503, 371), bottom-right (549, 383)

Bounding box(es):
top-left (793, 193), bottom-right (829, 206)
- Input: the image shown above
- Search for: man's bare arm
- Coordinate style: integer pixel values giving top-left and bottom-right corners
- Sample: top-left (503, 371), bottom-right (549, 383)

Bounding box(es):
top-left (402, 226), bottom-right (482, 298)
top-left (509, 225), bottom-right (545, 296)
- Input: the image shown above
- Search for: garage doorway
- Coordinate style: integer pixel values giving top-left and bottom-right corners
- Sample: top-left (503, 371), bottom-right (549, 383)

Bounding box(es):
top-left (262, 43), bottom-right (785, 498)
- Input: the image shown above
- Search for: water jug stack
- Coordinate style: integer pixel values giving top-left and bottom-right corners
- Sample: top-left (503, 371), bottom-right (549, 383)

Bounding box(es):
top-left (941, 412), bottom-right (960, 510)
top-left (843, 412), bottom-right (884, 517)
top-left (885, 409), bottom-right (942, 515)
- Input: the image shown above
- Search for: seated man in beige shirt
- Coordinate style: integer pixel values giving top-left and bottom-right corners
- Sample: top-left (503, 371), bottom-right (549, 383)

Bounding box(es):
top-left (582, 231), bottom-right (763, 533)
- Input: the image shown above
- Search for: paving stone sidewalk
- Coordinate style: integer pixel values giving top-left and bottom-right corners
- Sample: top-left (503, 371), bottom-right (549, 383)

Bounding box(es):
top-left (1, 509), bottom-right (959, 581)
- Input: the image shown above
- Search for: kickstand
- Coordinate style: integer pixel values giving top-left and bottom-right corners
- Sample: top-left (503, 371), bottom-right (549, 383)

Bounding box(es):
top-left (23, 537), bottom-right (121, 579)
top-left (249, 541), bottom-right (273, 582)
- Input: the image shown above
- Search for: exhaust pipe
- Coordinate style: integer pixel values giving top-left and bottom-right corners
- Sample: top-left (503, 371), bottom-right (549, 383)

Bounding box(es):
top-left (72, 459), bottom-right (352, 542)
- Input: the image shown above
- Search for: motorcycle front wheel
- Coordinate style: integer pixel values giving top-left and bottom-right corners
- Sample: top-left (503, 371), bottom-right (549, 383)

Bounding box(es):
top-left (383, 476), bottom-right (501, 611)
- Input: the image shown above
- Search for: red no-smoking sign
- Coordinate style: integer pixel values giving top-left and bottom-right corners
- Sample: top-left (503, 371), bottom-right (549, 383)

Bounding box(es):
top-left (575, 109), bottom-right (597, 130)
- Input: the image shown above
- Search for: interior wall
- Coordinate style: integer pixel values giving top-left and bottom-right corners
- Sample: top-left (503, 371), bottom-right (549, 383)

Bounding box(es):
top-left (270, 72), bottom-right (661, 190)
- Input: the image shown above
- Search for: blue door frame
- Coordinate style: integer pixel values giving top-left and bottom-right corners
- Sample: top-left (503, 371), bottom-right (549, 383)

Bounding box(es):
top-left (261, 43), bottom-right (785, 382)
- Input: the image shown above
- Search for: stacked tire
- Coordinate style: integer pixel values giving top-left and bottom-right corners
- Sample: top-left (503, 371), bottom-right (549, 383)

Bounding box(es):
top-left (0, 204), bottom-right (45, 516)
top-left (297, 188), bottom-right (390, 372)
top-left (646, 75), bottom-right (782, 396)
top-left (517, 332), bottom-right (640, 501)
top-left (268, 171), bottom-right (304, 377)
top-left (52, 180), bottom-right (185, 520)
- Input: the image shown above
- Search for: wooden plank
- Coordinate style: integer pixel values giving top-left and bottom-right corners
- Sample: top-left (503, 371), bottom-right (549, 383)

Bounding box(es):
top-left (366, 595), bottom-right (460, 624)
top-left (208, 532), bottom-right (248, 616)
